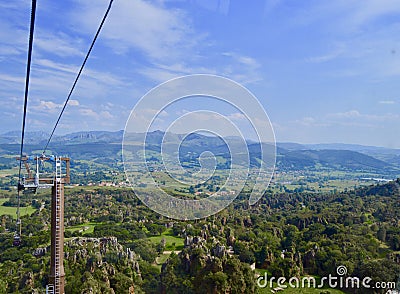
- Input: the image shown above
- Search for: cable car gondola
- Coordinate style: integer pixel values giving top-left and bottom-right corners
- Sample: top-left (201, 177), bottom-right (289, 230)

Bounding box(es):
top-left (13, 155), bottom-right (60, 246)
top-left (13, 233), bottom-right (21, 247)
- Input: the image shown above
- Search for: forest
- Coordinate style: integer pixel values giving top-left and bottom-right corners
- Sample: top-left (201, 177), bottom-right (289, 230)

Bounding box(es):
top-left (0, 179), bottom-right (399, 293)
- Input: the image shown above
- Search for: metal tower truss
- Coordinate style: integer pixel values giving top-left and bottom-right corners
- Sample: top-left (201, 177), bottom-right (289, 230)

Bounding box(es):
top-left (54, 157), bottom-right (62, 293)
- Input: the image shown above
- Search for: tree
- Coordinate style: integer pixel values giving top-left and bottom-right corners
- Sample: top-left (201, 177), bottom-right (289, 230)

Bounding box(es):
top-left (157, 238), bottom-right (166, 254)
top-left (130, 240), bottom-right (157, 263)
top-left (377, 227), bottom-right (387, 242)
top-left (110, 272), bottom-right (134, 294)
top-left (202, 271), bottom-right (228, 293)
top-left (354, 259), bottom-right (400, 292)
top-left (281, 225), bottom-right (299, 249)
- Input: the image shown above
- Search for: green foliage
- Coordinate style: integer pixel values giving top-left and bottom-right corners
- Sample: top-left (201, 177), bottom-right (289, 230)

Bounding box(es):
top-left (129, 239), bottom-right (158, 263)
top-left (93, 223), bottom-right (146, 241)
top-left (0, 178), bottom-right (399, 293)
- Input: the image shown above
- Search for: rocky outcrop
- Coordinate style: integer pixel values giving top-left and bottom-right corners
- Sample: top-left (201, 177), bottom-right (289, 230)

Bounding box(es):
top-left (66, 237), bottom-right (141, 276)
top-left (184, 236), bottom-right (205, 248)
top-left (212, 244), bottom-right (226, 258)
top-left (387, 252), bottom-right (400, 264)
top-left (19, 271), bottom-right (34, 289)
top-left (303, 246), bottom-right (318, 272)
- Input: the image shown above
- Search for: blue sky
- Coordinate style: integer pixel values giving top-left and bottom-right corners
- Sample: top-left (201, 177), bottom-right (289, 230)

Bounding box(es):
top-left (1, 0), bottom-right (400, 147)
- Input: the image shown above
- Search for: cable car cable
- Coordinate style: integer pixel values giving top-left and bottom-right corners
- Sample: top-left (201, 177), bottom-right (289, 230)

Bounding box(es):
top-left (42, 0), bottom-right (114, 154)
top-left (18, 0), bottom-right (37, 185)
top-left (15, 0), bottom-right (37, 246)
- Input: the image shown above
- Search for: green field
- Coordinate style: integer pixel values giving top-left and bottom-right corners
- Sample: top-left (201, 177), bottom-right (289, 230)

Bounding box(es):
top-left (148, 228), bottom-right (184, 251)
top-left (149, 228), bottom-right (184, 271)
top-left (156, 253), bottom-right (171, 264)
top-left (0, 167), bottom-right (18, 177)
top-left (154, 253), bottom-right (172, 271)
top-left (0, 198), bottom-right (37, 218)
top-left (65, 222), bottom-right (98, 234)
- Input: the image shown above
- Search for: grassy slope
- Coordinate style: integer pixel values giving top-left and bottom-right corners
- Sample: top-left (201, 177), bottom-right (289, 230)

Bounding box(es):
top-left (0, 198), bottom-right (36, 218)
top-left (148, 228), bottom-right (184, 251)
top-left (65, 222), bottom-right (97, 234)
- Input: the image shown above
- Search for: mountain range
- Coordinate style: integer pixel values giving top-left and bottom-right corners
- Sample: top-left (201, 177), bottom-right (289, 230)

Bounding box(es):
top-left (0, 130), bottom-right (399, 174)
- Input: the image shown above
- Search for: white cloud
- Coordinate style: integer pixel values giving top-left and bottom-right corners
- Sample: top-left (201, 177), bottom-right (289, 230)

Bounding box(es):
top-left (26, 118), bottom-right (48, 128)
top-left (77, 107), bottom-right (115, 121)
top-left (138, 67), bottom-right (181, 83)
top-left (227, 112), bottom-right (246, 121)
top-left (40, 100), bottom-right (60, 110)
top-left (79, 108), bottom-right (98, 118)
top-left (286, 1), bottom-right (400, 33)
top-left (72, 0), bottom-right (200, 61)
top-left (0, 15), bottom-right (27, 58)
top-left (31, 100), bottom-right (62, 113)
top-left (350, 0), bottom-right (400, 28)
top-left (71, 1), bottom-right (262, 85)
top-left (83, 68), bottom-right (126, 87)
top-left (328, 110), bottom-right (400, 122)
top-left (25, 58), bottom-right (128, 105)
top-left (221, 52), bottom-right (262, 84)
top-left (290, 110), bottom-right (400, 130)
top-left (283, 1), bottom-right (400, 79)
top-left (1, 97), bottom-right (20, 110)
top-left (292, 116), bottom-right (330, 127)
top-left (379, 100), bottom-right (396, 105)
top-left (34, 58), bottom-right (126, 87)
top-left (100, 110), bottom-right (113, 119)
top-left (306, 46), bottom-right (345, 63)
top-left (329, 110), bottom-right (361, 119)
top-left (68, 99), bottom-right (80, 106)
top-left (35, 58), bottom-right (78, 74)
top-left (222, 52), bottom-right (260, 69)
top-left (0, 73), bottom-right (24, 84)
top-left (139, 63), bottom-right (217, 83)
top-left (35, 31), bottom-right (84, 58)
top-left (0, 2), bottom-right (25, 9)
top-left (0, 45), bottom-right (22, 56)
top-left (131, 108), bottom-right (168, 120)
top-left (296, 117), bottom-right (316, 126)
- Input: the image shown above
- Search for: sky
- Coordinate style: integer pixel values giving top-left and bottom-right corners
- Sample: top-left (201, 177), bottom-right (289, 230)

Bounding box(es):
top-left (1, 0), bottom-right (400, 148)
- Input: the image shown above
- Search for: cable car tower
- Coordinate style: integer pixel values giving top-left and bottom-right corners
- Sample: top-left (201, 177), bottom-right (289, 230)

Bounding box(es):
top-left (13, 0), bottom-right (112, 293)
top-left (17, 155), bottom-right (70, 294)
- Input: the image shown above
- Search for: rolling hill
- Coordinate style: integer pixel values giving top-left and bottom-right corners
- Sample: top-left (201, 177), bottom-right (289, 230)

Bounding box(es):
top-left (0, 130), bottom-right (399, 174)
